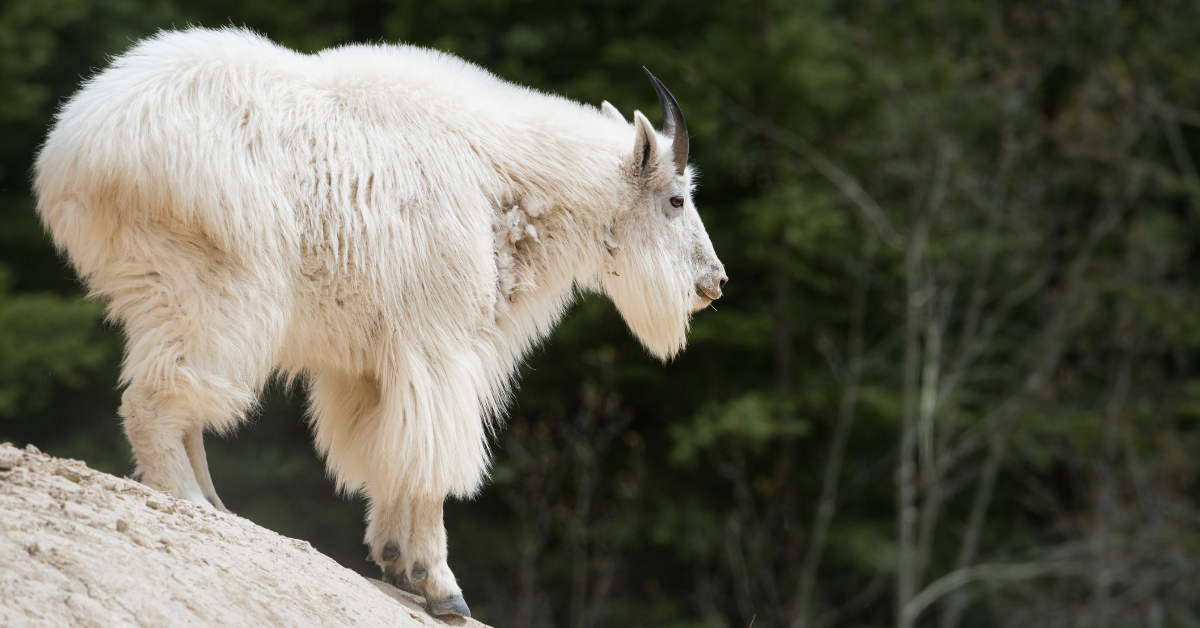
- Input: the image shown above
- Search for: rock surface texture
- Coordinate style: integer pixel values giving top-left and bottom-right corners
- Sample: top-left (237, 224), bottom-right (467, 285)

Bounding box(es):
top-left (0, 443), bottom-right (487, 628)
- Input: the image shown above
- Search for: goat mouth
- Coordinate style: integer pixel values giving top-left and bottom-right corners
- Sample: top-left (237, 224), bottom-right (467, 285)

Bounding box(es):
top-left (696, 287), bottom-right (721, 301)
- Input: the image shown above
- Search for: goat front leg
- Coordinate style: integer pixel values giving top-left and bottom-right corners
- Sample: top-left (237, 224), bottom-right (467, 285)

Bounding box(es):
top-left (367, 494), bottom-right (469, 618)
top-left (367, 497), bottom-right (421, 596)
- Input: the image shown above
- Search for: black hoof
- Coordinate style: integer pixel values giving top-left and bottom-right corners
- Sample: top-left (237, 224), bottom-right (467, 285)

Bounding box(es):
top-left (426, 593), bottom-right (471, 618)
top-left (395, 570), bottom-right (423, 596)
top-left (382, 567), bottom-right (423, 596)
top-left (381, 541), bottom-right (400, 562)
top-left (410, 562), bottom-right (428, 583)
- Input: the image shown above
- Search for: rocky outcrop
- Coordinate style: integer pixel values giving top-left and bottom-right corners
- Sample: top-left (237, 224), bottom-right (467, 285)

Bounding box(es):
top-left (0, 443), bottom-right (488, 628)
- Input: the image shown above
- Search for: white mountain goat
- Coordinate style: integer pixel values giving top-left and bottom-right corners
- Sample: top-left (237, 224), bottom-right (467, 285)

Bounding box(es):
top-left (35, 27), bottom-right (725, 617)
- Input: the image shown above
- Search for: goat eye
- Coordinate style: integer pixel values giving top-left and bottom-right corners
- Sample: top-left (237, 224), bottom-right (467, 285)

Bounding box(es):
top-left (670, 196), bottom-right (684, 208)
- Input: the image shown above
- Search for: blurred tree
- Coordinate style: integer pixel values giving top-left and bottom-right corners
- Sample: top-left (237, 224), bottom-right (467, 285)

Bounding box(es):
top-left (0, 265), bottom-right (107, 417)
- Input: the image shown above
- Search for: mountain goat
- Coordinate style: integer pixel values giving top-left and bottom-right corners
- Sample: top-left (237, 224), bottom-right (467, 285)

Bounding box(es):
top-left (35, 27), bottom-right (725, 617)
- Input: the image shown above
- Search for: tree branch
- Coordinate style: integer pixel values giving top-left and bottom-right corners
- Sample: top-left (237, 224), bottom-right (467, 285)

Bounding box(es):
top-left (903, 562), bottom-right (1084, 625)
top-left (789, 235), bottom-right (877, 628)
top-left (679, 67), bottom-right (906, 249)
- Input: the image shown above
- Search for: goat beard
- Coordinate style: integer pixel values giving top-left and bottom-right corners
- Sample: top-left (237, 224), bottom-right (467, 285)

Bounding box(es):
top-left (602, 254), bottom-right (694, 362)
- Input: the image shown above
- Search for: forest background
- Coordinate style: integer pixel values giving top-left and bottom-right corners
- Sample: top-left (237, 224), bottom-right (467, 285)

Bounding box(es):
top-left (3, 1), bottom-right (1199, 626)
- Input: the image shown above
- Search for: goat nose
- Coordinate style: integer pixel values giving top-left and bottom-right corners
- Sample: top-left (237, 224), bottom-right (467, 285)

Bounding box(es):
top-left (719, 275), bottom-right (728, 288)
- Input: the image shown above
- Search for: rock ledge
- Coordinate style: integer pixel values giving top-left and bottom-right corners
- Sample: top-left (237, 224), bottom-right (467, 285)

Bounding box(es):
top-left (0, 443), bottom-right (486, 628)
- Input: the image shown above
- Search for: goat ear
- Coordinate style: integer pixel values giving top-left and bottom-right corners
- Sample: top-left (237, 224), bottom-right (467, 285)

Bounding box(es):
top-left (601, 101), bottom-right (626, 123)
top-left (631, 110), bottom-right (658, 178)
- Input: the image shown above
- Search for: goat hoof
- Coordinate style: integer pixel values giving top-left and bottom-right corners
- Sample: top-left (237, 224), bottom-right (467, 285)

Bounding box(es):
top-left (426, 593), bottom-right (471, 618)
top-left (410, 562), bottom-right (428, 583)
top-left (381, 541), bottom-right (400, 562)
top-left (395, 570), bottom-right (423, 596)
top-left (382, 567), bottom-right (423, 596)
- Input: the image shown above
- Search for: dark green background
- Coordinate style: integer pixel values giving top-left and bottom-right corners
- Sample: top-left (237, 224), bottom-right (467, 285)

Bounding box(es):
top-left (3, 1), bottom-right (1200, 626)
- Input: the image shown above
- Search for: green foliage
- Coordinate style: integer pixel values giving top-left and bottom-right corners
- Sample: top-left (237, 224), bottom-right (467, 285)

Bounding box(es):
top-left (0, 0), bottom-right (88, 122)
top-left (0, 265), bottom-right (107, 416)
top-left (670, 392), bottom-right (807, 465)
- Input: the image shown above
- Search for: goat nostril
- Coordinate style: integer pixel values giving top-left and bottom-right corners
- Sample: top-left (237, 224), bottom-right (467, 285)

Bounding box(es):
top-left (719, 276), bottom-right (728, 287)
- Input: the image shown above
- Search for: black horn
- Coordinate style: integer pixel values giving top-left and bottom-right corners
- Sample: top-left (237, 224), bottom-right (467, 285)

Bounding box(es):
top-left (643, 67), bottom-right (689, 175)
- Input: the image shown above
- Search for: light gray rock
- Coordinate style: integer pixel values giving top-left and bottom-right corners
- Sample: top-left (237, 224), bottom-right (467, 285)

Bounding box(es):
top-left (0, 443), bottom-right (487, 628)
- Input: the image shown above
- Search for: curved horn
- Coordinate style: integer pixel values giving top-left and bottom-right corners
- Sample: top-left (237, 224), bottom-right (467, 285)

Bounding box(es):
top-left (643, 67), bottom-right (690, 175)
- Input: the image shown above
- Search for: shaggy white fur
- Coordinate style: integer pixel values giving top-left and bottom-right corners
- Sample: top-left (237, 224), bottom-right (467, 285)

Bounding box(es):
top-left (35, 27), bottom-right (725, 612)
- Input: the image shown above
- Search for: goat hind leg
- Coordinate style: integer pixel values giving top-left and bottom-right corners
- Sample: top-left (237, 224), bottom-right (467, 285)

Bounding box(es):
top-left (121, 385), bottom-right (212, 507)
top-left (121, 364), bottom-right (255, 510)
top-left (183, 424), bottom-right (228, 512)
